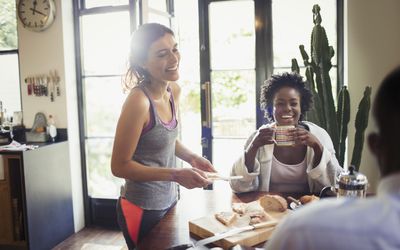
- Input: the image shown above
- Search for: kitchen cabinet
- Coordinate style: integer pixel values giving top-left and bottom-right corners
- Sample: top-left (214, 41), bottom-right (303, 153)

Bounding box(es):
top-left (0, 141), bottom-right (74, 250)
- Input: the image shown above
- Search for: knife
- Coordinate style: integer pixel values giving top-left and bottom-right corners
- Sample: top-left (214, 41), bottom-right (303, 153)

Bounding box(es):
top-left (194, 220), bottom-right (278, 247)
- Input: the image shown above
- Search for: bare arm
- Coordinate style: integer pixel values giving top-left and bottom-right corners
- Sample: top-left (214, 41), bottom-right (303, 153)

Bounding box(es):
top-left (175, 140), bottom-right (216, 172)
top-left (111, 87), bottom-right (210, 188)
top-left (169, 81), bottom-right (216, 173)
top-left (245, 126), bottom-right (275, 172)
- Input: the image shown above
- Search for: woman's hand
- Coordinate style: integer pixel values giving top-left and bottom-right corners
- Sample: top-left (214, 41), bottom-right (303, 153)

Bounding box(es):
top-left (251, 126), bottom-right (276, 148)
top-left (294, 127), bottom-right (323, 167)
top-left (190, 155), bottom-right (216, 173)
top-left (173, 168), bottom-right (212, 189)
top-left (293, 127), bottom-right (322, 149)
top-left (245, 125), bottom-right (275, 172)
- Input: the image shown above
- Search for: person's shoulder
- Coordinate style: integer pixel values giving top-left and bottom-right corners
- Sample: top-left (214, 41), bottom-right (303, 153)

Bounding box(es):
top-left (123, 87), bottom-right (150, 112)
top-left (281, 198), bottom-right (346, 230)
top-left (302, 121), bottom-right (328, 135)
top-left (302, 121), bottom-right (322, 130)
top-left (284, 197), bottom-right (377, 230)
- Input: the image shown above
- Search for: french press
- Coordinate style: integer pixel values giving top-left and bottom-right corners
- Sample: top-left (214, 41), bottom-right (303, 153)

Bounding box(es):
top-left (320, 165), bottom-right (368, 198)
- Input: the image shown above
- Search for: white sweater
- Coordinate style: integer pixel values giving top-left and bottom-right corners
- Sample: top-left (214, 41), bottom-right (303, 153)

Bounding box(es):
top-left (230, 121), bottom-right (343, 193)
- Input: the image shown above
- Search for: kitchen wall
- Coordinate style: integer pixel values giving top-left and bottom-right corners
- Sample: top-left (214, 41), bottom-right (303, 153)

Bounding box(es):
top-left (346, 0), bottom-right (400, 191)
top-left (17, 0), bottom-right (84, 232)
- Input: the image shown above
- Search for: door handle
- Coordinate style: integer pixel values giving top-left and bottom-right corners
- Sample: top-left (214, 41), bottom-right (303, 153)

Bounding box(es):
top-left (201, 137), bottom-right (208, 148)
top-left (201, 81), bottom-right (211, 128)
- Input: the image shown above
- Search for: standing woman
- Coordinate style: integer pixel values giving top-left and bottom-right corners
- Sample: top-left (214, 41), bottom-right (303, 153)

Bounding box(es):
top-left (111, 23), bottom-right (215, 249)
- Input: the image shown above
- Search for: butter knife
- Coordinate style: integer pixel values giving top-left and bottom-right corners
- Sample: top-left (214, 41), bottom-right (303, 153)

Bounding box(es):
top-left (194, 220), bottom-right (278, 247)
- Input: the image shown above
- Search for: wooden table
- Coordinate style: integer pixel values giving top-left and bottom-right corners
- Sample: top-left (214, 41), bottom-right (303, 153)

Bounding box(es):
top-left (137, 182), bottom-right (305, 250)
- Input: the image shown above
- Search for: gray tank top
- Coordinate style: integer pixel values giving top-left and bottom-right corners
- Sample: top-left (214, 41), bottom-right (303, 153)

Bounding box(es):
top-left (122, 85), bottom-right (179, 210)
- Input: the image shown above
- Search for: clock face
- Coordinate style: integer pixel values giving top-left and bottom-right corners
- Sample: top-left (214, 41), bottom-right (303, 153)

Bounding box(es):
top-left (18, 0), bottom-right (56, 32)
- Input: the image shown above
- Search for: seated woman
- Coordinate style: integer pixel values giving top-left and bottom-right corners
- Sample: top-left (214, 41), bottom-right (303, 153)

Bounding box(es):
top-left (230, 72), bottom-right (343, 194)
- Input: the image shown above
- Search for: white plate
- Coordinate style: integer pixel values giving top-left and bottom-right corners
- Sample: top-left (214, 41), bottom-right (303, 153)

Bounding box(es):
top-left (208, 175), bottom-right (243, 181)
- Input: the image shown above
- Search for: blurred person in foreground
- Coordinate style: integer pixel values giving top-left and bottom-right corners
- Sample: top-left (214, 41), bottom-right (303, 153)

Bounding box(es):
top-left (265, 66), bottom-right (400, 250)
top-left (230, 72), bottom-right (343, 194)
top-left (111, 23), bottom-right (215, 249)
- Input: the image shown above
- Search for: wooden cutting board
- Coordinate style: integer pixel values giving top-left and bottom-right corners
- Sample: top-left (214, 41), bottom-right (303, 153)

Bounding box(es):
top-left (189, 210), bottom-right (289, 249)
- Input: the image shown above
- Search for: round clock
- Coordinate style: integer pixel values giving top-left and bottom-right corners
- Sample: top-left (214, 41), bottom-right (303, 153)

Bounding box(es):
top-left (18, 0), bottom-right (56, 32)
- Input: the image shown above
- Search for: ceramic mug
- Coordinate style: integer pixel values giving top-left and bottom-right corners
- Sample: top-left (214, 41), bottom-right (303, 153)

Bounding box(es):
top-left (274, 125), bottom-right (295, 146)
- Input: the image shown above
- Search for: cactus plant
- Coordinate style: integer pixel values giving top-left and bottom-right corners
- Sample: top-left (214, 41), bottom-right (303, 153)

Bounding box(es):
top-left (351, 87), bottom-right (371, 169)
top-left (291, 4), bottom-right (371, 170)
top-left (337, 86), bottom-right (350, 167)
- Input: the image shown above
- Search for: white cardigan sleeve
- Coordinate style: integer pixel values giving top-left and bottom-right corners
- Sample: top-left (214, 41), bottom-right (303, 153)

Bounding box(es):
top-left (229, 131), bottom-right (261, 193)
top-left (305, 122), bottom-right (344, 192)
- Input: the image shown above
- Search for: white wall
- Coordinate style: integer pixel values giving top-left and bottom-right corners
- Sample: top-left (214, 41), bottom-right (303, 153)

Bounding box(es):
top-left (346, 0), bottom-right (400, 192)
top-left (17, 0), bottom-right (84, 232)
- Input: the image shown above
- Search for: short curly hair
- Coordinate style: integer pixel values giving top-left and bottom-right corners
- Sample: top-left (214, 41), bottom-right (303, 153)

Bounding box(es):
top-left (260, 72), bottom-right (313, 122)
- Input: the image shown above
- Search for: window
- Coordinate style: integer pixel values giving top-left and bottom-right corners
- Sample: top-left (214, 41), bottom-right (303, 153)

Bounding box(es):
top-left (74, 0), bottom-right (342, 219)
top-left (0, 0), bottom-right (21, 119)
top-left (272, 0), bottom-right (339, 95)
top-left (84, 0), bottom-right (128, 9)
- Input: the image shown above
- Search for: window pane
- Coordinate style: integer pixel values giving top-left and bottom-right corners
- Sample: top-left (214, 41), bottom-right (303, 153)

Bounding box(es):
top-left (86, 138), bottom-right (123, 198)
top-left (147, 12), bottom-right (170, 26)
top-left (272, 0), bottom-right (337, 67)
top-left (213, 138), bottom-right (247, 176)
top-left (84, 76), bottom-right (126, 137)
top-left (0, 54), bottom-right (21, 114)
top-left (211, 70), bottom-right (256, 138)
top-left (209, 1), bottom-right (255, 70)
top-left (148, 0), bottom-right (167, 12)
top-left (84, 0), bottom-right (128, 8)
top-left (81, 12), bottom-right (130, 75)
top-left (175, 0), bottom-right (202, 163)
top-left (0, 0), bottom-right (17, 50)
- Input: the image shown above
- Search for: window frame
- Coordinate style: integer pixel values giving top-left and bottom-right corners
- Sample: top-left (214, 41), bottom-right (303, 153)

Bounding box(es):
top-left (73, 0), bottom-right (343, 227)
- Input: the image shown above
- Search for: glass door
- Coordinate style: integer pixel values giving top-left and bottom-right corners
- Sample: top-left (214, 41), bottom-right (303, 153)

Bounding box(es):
top-left (199, 0), bottom-right (257, 177)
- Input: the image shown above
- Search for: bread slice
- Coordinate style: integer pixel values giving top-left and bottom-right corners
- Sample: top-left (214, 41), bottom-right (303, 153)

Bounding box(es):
top-left (259, 194), bottom-right (288, 212)
top-left (232, 203), bottom-right (247, 215)
top-left (215, 211), bottom-right (237, 226)
top-left (299, 194), bottom-right (320, 204)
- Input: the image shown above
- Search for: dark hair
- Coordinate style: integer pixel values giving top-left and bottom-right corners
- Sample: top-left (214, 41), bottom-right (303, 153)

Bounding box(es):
top-left (123, 23), bottom-right (174, 91)
top-left (260, 72), bottom-right (313, 122)
top-left (373, 66), bottom-right (400, 172)
top-left (374, 66), bottom-right (400, 129)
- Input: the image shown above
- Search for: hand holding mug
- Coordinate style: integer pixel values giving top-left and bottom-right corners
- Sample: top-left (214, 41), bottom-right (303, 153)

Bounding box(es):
top-left (251, 124), bottom-right (276, 148)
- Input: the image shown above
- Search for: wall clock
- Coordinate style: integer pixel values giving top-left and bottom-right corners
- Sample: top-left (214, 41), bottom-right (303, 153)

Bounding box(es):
top-left (18, 0), bottom-right (56, 32)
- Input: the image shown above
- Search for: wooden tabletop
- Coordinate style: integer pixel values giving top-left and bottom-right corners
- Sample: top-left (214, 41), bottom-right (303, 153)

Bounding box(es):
top-left (137, 182), bottom-right (306, 250)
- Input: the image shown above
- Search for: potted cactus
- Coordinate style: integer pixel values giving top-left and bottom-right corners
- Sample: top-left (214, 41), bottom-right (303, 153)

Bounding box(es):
top-left (291, 4), bottom-right (371, 170)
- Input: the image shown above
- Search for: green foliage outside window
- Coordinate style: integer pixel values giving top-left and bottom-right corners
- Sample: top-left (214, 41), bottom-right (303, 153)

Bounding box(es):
top-left (0, 0), bottom-right (17, 50)
top-left (180, 72), bottom-right (249, 114)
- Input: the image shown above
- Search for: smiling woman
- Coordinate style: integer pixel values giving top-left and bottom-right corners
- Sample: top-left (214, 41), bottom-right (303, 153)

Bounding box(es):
top-left (110, 23), bottom-right (217, 248)
top-left (230, 72), bottom-right (344, 194)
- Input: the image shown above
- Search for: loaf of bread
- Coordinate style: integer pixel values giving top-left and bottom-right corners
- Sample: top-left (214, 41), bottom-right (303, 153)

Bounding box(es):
top-left (299, 194), bottom-right (320, 204)
top-left (215, 211), bottom-right (237, 226)
top-left (259, 194), bottom-right (288, 212)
